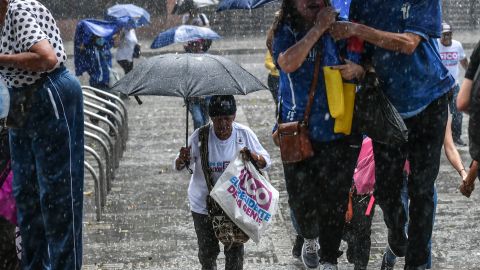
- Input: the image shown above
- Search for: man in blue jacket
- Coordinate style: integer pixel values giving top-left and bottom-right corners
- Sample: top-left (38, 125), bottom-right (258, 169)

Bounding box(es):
top-left (330, 1), bottom-right (455, 269)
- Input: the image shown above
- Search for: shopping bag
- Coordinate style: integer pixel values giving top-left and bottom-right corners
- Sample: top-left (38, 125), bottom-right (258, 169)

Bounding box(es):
top-left (0, 170), bottom-right (16, 225)
top-left (108, 67), bottom-right (120, 88)
top-left (210, 154), bottom-right (279, 243)
top-left (323, 66), bottom-right (345, 118)
top-left (334, 82), bottom-right (356, 135)
top-left (353, 71), bottom-right (408, 145)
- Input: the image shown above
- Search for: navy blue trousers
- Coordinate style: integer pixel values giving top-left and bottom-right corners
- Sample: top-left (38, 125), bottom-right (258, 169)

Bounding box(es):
top-left (9, 68), bottom-right (84, 270)
top-left (373, 94), bottom-right (448, 267)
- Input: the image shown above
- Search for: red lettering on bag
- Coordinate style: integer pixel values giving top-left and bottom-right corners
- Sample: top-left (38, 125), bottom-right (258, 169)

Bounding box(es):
top-left (238, 168), bottom-right (272, 210)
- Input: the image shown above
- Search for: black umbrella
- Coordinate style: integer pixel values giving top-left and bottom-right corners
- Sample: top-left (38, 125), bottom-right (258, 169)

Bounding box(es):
top-left (110, 53), bottom-right (267, 146)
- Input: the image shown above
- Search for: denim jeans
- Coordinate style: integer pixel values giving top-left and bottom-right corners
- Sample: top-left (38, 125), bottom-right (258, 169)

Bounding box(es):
top-left (283, 136), bottom-right (362, 264)
top-left (191, 211), bottom-right (244, 270)
top-left (385, 175), bottom-right (437, 269)
top-left (448, 84), bottom-right (462, 141)
top-left (9, 68), bottom-right (84, 270)
top-left (189, 97), bottom-right (210, 130)
top-left (373, 94), bottom-right (448, 267)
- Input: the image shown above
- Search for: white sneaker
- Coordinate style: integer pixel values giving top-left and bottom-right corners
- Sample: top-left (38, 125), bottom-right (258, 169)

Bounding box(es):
top-left (322, 262), bottom-right (338, 270)
top-left (301, 238), bottom-right (320, 269)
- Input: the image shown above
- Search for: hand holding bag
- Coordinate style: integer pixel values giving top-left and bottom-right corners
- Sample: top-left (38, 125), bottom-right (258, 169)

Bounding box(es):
top-left (278, 52), bottom-right (322, 164)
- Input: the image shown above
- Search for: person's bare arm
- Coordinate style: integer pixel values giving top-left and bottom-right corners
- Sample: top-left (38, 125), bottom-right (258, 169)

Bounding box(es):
top-left (0, 39), bottom-right (57, 72)
top-left (444, 116), bottom-right (467, 179)
top-left (457, 78), bottom-right (473, 112)
top-left (460, 58), bottom-right (469, 70)
top-left (330, 21), bottom-right (422, 55)
top-left (277, 7), bottom-right (337, 73)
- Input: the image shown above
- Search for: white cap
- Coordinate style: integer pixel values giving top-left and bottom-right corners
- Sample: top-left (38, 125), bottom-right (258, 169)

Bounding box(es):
top-left (442, 23), bottom-right (452, 33)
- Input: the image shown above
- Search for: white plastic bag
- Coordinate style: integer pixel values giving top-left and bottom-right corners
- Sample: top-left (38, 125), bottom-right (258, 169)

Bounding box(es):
top-left (0, 82), bottom-right (10, 119)
top-left (108, 67), bottom-right (120, 88)
top-left (210, 154), bottom-right (279, 243)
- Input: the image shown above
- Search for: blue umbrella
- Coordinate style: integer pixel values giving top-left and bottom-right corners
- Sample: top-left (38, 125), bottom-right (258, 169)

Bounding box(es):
top-left (151, 25), bottom-right (221, 49)
top-left (106, 4), bottom-right (150, 28)
top-left (216, 0), bottom-right (275, 11)
top-left (74, 19), bottom-right (119, 77)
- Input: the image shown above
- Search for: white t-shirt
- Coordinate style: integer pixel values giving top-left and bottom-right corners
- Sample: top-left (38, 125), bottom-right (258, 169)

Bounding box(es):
top-left (116, 29), bottom-right (138, 62)
top-left (176, 122), bottom-right (271, 215)
top-left (437, 39), bottom-right (466, 82)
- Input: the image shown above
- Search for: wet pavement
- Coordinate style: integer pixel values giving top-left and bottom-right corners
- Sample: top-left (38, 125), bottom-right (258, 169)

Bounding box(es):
top-left (71, 48), bottom-right (480, 270)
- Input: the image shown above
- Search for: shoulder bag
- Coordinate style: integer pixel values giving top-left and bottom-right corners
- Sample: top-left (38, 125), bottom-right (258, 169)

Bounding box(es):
top-left (277, 52), bottom-right (321, 164)
top-left (198, 124), bottom-right (249, 249)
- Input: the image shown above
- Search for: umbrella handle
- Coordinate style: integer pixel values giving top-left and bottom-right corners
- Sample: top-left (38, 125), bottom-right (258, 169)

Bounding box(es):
top-left (134, 96), bottom-right (143, 105)
top-left (185, 100), bottom-right (189, 148)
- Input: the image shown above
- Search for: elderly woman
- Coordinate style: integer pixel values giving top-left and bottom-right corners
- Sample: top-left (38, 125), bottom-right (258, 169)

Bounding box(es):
top-left (175, 95), bottom-right (271, 270)
top-left (0, 0), bottom-right (84, 269)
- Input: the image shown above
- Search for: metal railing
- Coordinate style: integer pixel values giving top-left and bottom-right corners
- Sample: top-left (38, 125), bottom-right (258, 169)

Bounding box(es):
top-left (82, 86), bottom-right (129, 221)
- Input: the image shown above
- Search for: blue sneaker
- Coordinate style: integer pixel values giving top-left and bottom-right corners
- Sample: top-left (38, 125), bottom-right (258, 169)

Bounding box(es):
top-left (380, 245), bottom-right (397, 270)
top-left (302, 238), bottom-right (320, 269)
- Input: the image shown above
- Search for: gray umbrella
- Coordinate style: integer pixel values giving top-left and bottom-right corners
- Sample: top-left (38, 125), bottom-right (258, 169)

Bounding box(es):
top-left (110, 53), bottom-right (267, 146)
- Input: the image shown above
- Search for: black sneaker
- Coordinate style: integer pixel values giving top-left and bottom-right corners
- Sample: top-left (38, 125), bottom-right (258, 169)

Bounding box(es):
top-left (404, 265), bottom-right (426, 270)
top-left (387, 228), bottom-right (407, 257)
top-left (292, 235), bottom-right (304, 258)
top-left (454, 138), bottom-right (467, 147)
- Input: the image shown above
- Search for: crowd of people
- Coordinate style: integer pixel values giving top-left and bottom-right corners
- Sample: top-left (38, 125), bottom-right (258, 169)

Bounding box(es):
top-left (0, 0), bottom-right (479, 270)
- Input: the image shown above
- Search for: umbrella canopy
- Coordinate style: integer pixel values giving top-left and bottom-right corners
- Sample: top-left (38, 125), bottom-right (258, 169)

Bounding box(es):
top-left (106, 4), bottom-right (150, 28)
top-left (217, 0), bottom-right (350, 18)
top-left (151, 25), bottom-right (221, 49)
top-left (74, 19), bottom-right (119, 76)
top-left (216, 0), bottom-right (275, 11)
top-left (171, 0), bottom-right (219, 14)
top-left (111, 53), bottom-right (267, 147)
top-left (111, 53), bottom-right (267, 98)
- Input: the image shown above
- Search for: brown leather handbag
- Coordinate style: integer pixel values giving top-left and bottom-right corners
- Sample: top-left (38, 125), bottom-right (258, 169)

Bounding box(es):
top-left (278, 52), bottom-right (322, 164)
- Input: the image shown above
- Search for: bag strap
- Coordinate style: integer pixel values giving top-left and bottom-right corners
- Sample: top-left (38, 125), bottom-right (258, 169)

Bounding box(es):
top-left (303, 51), bottom-right (322, 124)
top-left (199, 124), bottom-right (214, 192)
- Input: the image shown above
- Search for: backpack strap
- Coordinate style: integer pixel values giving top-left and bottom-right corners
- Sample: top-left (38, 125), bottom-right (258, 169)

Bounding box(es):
top-left (199, 124), bottom-right (214, 192)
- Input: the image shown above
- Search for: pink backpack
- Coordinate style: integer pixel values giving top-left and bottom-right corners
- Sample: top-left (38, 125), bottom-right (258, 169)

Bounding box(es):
top-left (353, 138), bottom-right (375, 195)
top-left (0, 168), bottom-right (16, 225)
